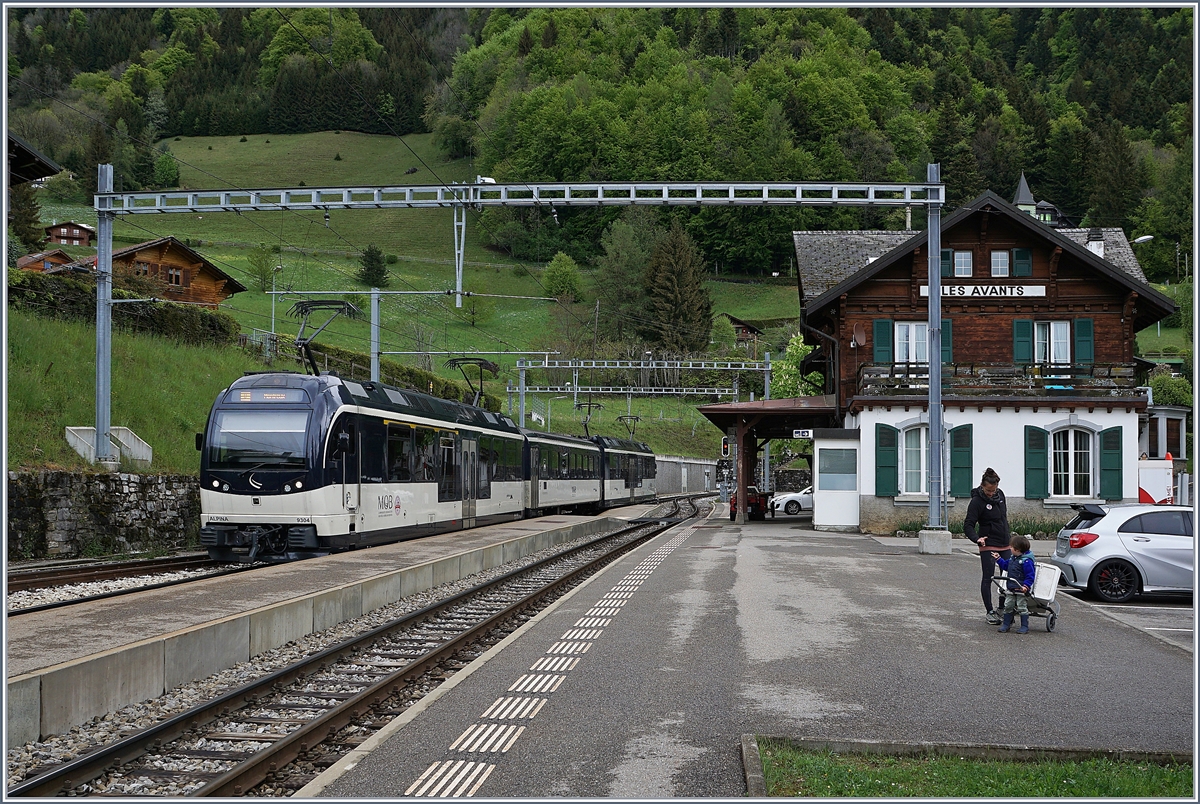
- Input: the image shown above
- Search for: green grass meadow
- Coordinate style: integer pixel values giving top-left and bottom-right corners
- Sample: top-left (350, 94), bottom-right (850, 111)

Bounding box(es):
top-left (759, 741), bottom-right (1193, 797)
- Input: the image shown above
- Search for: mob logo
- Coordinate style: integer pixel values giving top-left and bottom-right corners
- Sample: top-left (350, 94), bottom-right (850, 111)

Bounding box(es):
top-left (378, 493), bottom-right (403, 515)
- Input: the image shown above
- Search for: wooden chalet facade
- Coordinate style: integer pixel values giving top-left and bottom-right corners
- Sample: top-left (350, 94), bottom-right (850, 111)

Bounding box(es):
top-left (45, 220), bottom-right (96, 247)
top-left (795, 190), bottom-right (1176, 532)
top-left (16, 249), bottom-right (72, 272)
top-left (114, 237), bottom-right (246, 307)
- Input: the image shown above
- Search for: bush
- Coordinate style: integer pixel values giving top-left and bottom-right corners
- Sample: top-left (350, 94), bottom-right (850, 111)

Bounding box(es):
top-left (544, 251), bottom-right (582, 301)
top-left (174, 136), bottom-right (181, 141)
top-left (385, 254), bottom-right (398, 265)
top-left (239, 135), bottom-right (247, 142)
top-left (334, 152), bottom-right (342, 161)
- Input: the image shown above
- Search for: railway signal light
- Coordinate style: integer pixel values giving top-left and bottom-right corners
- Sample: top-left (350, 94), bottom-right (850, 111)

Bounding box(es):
top-left (721, 436), bottom-right (730, 458)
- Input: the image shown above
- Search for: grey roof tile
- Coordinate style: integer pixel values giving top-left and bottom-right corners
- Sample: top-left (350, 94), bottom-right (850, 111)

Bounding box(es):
top-left (793, 230), bottom-right (915, 302)
top-left (1056, 228), bottom-right (1147, 283)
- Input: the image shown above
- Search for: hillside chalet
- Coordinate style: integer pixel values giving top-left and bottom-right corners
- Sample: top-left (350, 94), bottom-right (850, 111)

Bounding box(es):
top-left (16, 249), bottom-right (73, 272)
top-left (45, 220), bottom-right (97, 247)
top-left (66, 236), bottom-right (246, 308)
top-left (793, 189), bottom-right (1176, 533)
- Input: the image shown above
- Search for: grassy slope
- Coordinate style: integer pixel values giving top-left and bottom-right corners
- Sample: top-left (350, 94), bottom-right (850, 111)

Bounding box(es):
top-left (7, 309), bottom-right (722, 473)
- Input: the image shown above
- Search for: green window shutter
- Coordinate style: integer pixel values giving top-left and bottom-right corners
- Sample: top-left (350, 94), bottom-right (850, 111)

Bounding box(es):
top-left (873, 319), bottom-right (893, 363)
top-left (1024, 425), bottom-right (1049, 499)
top-left (1099, 427), bottom-right (1123, 499)
top-left (1074, 318), bottom-right (1094, 364)
top-left (940, 248), bottom-right (952, 278)
top-left (941, 318), bottom-right (953, 364)
top-left (1013, 247), bottom-right (1033, 277)
top-left (875, 423), bottom-right (899, 497)
top-left (1013, 319), bottom-right (1033, 363)
top-left (949, 424), bottom-right (972, 497)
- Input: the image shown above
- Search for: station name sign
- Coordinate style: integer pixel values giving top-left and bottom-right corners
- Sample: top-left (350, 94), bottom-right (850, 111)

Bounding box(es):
top-left (920, 285), bottom-right (1046, 297)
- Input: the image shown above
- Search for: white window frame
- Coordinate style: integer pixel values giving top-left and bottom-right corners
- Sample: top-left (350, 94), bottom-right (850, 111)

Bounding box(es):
top-left (991, 250), bottom-right (1010, 277)
top-left (1035, 321), bottom-right (1071, 365)
top-left (1052, 428), bottom-right (1093, 497)
top-left (953, 250), bottom-right (972, 277)
top-left (902, 426), bottom-right (928, 494)
top-left (895, 322), bottom-right (928, 364)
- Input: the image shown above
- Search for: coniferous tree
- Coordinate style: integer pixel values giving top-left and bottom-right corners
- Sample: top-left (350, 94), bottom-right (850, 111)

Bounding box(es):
top-left (1086, 120), bottom-right (1146, 229)
top-left (358, 243), bottom-right (388, 287)
top-left (595, 207), bottom-right (662, 343)
top-left (8, 183), bottom-right (43, 252)
top-left (641, 220), bottom-right (712, 354)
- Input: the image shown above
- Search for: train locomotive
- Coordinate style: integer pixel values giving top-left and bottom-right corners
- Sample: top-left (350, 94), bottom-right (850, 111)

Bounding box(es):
top-left (197, 371), bottom-right (657, 563)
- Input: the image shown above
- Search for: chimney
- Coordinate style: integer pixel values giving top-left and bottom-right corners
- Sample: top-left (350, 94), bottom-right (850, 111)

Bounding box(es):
top-left (1086, 228), bottom-right (1105, 259)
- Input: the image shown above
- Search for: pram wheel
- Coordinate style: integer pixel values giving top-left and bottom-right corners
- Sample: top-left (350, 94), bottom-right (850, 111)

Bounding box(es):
top-left (1046, 611), bottom-right (1057, 632)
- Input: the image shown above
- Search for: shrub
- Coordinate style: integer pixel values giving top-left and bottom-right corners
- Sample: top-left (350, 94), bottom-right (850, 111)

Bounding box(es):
top-left (239, 135), bottom-right (247, 142)
top-left (334, 152), bottom-right (342, 161)
top-left (544, 251), bottom-right (582, 301)
top-left (511, 266), bottom-right (529, 278)
top-left (385, 254), bottom-right (398, 265)
top-left (174, 136), bottom-right (181, 141)
top-left (207, 145), bottom-right (212, 150)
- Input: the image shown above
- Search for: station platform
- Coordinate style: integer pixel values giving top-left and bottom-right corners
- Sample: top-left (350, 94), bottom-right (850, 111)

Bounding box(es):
top-left (307, 506), bottom-right (1193, 798)
top-left (7, 504), bottom-right (662, 746)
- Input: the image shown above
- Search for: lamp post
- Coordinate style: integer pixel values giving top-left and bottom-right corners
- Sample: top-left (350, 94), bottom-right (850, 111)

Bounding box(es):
top-left (269, 264), bottom-right (283, 357)
top-left (547, 395), bottom-right (568, 432)
top-left (1132, 236), bottom-right (1159, 335)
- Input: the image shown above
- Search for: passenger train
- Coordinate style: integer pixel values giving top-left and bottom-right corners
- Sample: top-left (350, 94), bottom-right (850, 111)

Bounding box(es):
top-left (197, 371), bottom-right (658, 563)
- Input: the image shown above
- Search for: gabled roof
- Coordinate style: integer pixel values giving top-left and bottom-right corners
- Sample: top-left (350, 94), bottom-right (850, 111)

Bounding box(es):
top-left (45, 220), bottom-right (97, 234)
top-left (8, 133), bottom-right (61, 186)
top-left (113, 236), bottom-right (248, 293)
top-left (1056, 228), bottom-right (1146, 282)
top-left (797, 190), bottom-right (1174, 329)
top-left (792, 230), bottom-right (916, 301)
top-left (16, 249), bottom-right (72, 269)
top-left (717, 312), bottom-right (764, 335)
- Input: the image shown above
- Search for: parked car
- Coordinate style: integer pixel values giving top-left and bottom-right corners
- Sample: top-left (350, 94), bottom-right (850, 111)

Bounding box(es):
top-left (730, 485), bottom-right (770, 521)
top-left (770, 486), bottom-right (813, 516)
top-left (1049, 503), bottom-right (1193, 603)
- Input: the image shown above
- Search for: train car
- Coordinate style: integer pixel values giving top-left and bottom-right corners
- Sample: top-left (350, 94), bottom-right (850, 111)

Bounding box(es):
top-left (592, 435), bottom-right (657, 508)
top-left (522, 430), bottom-right (603, 515)
top-left (198, 372), bottom-right (527, 563)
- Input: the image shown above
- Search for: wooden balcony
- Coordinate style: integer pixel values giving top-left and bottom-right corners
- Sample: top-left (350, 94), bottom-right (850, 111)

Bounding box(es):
top-left (856, 362), bottom-right (1142, 398)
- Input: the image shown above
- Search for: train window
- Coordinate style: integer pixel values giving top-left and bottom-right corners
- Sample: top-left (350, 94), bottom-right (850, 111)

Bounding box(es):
top-left (212, 410), bottom-right (309, 469)
top-left (477, 437), bottom-right (491, 498)
top-left (414, 428), bottom-right (438, 482)
top-left (387, 426), bottom-right (412, 482)
top-left (506, 439), bottom-right (521, 481)
top-left (438, 436), bottom-right (459, 502)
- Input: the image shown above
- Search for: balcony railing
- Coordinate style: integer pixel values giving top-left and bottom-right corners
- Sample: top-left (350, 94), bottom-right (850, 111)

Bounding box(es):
top-left (857, 362), bottom-right (1141, 397)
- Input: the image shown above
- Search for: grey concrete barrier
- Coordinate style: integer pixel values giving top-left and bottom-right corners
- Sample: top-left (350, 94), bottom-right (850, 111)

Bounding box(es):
top-left (8, 517), bottom-right (616, 746)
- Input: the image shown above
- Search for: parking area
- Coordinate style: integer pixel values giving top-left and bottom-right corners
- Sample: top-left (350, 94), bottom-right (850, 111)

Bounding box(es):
top-left (1059, 589), bottom-right (1194, 651)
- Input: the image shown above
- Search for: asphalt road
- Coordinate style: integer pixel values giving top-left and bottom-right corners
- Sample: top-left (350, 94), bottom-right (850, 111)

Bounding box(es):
top-left (317, 509), bottom-right (1193, 798)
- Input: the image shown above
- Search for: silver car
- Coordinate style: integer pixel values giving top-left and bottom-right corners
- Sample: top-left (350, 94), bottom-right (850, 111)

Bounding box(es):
top-left (1049, 503), bottom-right (1193, 603)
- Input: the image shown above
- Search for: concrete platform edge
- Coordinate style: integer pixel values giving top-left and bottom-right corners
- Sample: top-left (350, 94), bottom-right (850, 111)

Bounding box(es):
top-left (295, 517), bottom-right (669, 797)
top-left (740, 734), bottom-right (767, 797)
top-left (8, 516), bottom-right (619, 745)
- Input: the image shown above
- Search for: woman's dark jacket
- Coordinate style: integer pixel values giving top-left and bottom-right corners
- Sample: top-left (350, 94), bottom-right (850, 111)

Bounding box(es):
top-left (963, 486), bottom-right (1011, 548)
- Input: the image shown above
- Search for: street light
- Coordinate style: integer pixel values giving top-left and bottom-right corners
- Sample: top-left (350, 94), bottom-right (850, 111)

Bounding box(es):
top-left (1133, 235), bottom-right (1154, 244)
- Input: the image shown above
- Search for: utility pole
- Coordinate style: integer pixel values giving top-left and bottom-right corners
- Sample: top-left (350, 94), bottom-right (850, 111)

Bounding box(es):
top-left (94, 164), bottom-right (117, 470)
top-left (920, 163), bottom-right (949, 554)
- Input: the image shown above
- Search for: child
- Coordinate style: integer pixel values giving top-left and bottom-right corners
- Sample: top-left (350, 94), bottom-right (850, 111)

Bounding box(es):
top-left (995, 534), bottom-right (1035, 634)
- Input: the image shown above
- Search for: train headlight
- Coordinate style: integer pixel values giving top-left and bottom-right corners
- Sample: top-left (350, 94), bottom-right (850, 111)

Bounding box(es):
top-left (212, 480), bottom-right (219, 488)
top-left (284, 484), bottom-right (292, 492)
top-left (295, 481), bottom-right (303, 489)
top-left (222, 483), bottom-right (230, 491)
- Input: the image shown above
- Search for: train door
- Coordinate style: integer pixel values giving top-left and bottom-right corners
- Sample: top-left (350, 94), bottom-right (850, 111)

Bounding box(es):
top-left (462, 439), bottom-right (477, 528)
top-left (529, 444), bottom-right (540, 512)
top-left (329, 414), bottom-right (360, 525)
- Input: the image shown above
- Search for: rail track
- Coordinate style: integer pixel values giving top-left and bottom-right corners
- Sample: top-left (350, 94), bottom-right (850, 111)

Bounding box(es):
top-left (10, 497), bottom-right (705, 797)
top-left (7, 556), bottom-right (256, 617)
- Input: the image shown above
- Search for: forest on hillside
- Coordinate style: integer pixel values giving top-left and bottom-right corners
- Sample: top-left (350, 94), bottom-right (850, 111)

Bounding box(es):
top-left (7, 7), bottom-right (1194, 281)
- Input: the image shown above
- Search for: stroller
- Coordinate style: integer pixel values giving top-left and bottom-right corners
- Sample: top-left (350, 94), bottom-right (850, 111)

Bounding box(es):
top-left (993, 560), bottom-right (1061, 632)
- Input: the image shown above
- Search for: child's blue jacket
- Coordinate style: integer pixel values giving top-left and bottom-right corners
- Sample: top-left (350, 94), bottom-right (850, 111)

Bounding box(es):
top-left (997, 552), bottom-right (1036, 591)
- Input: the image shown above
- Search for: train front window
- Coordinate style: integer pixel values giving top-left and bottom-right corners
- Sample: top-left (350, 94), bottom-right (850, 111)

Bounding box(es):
top-left (210, 411), bottom-right (309, 469)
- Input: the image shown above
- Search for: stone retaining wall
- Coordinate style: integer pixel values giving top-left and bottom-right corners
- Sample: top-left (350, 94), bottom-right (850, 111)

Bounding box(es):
top-left (6, 472), bottom-right (200, 560)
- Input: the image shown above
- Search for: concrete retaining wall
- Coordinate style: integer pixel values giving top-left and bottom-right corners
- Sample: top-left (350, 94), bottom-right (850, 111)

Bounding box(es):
top-left (6, 471), bottom-right (200, 560)
top-left (7, 516), bottom-right (614, 746)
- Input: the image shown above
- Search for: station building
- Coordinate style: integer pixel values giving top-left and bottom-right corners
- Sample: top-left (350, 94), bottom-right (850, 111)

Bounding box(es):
top-left (789, 189), bottom-right (1176, 533)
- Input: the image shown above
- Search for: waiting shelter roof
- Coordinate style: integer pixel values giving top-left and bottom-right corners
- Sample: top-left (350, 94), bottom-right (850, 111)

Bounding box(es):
top-left (697, 395), bottom-right (838, 440)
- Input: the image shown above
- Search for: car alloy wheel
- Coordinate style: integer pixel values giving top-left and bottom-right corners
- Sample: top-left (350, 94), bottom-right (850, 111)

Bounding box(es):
top-left (1089, 558), bottom-right (1139, 603)
top-left (784, 500), bottom-right (801, 515)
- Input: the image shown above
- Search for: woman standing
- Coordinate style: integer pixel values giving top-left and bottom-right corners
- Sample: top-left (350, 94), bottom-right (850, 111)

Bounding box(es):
top-left (964, 467), bottom-right (1012, 624)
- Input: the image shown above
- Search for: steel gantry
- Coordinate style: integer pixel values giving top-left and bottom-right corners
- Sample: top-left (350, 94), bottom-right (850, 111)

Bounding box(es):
top-left (90, 172), bottom-right (945, 533)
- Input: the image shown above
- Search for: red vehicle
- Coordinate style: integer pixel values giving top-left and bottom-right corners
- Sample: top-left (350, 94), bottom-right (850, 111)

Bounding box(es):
top-left (730, 485), bottom-right (769, 521)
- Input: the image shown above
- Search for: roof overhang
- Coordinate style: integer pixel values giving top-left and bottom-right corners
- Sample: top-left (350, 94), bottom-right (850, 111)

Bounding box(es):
top-left (8, 133), bottom-right (61, 185)
top-left (697, 395), bottom-right (838, 439)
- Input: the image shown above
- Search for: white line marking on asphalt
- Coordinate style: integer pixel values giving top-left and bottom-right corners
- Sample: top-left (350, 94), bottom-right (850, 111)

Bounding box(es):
top-left (481, 696), bottom-right (549, 719)
top-left (407, 759), bottom-right (494, 797)
top-left (574, 617), bottom-right (612, 627)
top-left (1094, 604), bottom-right (1194, 611)
top-left (546, 641), bottom-right (591, 654)
top-left (1145, 627), bottom-right (1194, 632)
top-left (560, 628), bottom-right (603, 640)
top-left (531, 656), bottom-right (579, 672)
top-left (585, 606), bottom-right (623, 617)
top-left (508, 674), bottom-right (564, 693)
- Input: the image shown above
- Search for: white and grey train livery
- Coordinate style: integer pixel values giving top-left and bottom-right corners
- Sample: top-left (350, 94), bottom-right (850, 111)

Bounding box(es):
top-left (198, 372), bottom-right (660, 563)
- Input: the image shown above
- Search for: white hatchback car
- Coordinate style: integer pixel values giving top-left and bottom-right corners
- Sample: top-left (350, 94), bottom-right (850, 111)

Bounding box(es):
top-left (1048, 503), bottom-right (1193, 603)
top-left (770, 486), bottom-right (812, 516)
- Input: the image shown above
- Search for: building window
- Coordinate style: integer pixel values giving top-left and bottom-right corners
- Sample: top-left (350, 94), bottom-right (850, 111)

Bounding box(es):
top-left (168, 267), bottom-right (183, 286)
top-left (895, 322), bottom-right (928, 363)
top-left (818, 448), bottom-right (857, 491)
top-left (991, 251), bottom-right (1010, 277)
top-left (1035, 321), bottom-right (1070, 364)
top-left (902, 427), bottom-right (928, 494)
top-left (72, 228), bottom-right (80, 236)
top-left (1052, 429), bottom-right (1092, 496)
top-left (72, 240), bottom-right (80, 246)
top-left (954, 251), bottom-right (972, 277)
top-left (134, 261), bottom-right (150, 276)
